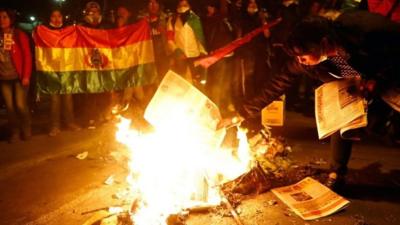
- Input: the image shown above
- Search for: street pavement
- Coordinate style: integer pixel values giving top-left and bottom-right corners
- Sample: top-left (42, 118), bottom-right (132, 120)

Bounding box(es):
top-left (0, 111), bottom-right (399, 225)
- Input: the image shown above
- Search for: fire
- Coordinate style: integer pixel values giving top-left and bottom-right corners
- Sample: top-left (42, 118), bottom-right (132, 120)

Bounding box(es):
top-left (116, 116), bottom-right (253, 225)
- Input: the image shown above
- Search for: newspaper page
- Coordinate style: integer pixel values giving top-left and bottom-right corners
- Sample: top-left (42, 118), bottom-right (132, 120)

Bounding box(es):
top-left (382, 88), bottom-right (400, 113)
top-left (315, 80), bottom-right (366, 139)
top-left (262, 95), bottom-right (285, 127)
top-left (272, 177), bottom-right (350, 220)
top-left (144, 70), bottom-right (226, 149)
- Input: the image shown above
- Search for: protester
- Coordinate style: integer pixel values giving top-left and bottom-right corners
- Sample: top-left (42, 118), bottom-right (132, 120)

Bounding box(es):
top-left (138, 0), bottom-right (169, 80)
top-left (167, 0), bottom-right (207, 83)
top-left (45, 9), bottom-right (81, 137)
top-left (226, 15), bottom-right (400, 191)
top-left (0, 8), bottom-right (32, 143)
top-left (233, 0), bottom-right (271, 103)
top-left (201, 0), bottom-right (236, 114)
top-left (79, 1), bottom-right (112, 128)
top-left (112, 5), bottom-right (149, 114)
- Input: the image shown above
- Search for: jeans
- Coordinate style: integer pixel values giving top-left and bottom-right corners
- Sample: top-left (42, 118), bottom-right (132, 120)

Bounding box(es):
top-left (50, 94), bottom-right (75, 128)
top-left (0, 79), bottom-right (31, 133)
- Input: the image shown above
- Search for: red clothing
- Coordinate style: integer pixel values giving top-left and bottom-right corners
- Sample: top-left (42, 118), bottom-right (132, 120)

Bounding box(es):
top-left (9, 29), bottom-right (32, 83)
top-left (368, 0), bottom-right (400, 23)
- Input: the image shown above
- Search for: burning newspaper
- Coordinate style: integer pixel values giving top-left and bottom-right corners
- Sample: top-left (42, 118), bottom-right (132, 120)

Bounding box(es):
top-left (315, 80), bottom-right (367, 139)
top-left (272, 177), bottom-right (350, 220)
top-left (382, 88), bottom-right (400, 113)
top-left (145, 70), bottom-right (226, 149)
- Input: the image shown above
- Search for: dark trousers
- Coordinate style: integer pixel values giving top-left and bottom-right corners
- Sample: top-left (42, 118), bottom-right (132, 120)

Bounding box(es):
top-left (50, 94), bottom-right (75, 128)
top-left (329, 97), bottom-right (400, 176)
top-left (0, 79), bottom-right (31, 133)
top-left (330, 131), bottom-right (353, 175)
top-left (206, 57), bottom-right (233, 114)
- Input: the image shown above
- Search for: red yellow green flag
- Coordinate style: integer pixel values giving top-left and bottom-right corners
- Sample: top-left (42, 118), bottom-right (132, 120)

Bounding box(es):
top-left (34, 19), bottom-right (158, 94)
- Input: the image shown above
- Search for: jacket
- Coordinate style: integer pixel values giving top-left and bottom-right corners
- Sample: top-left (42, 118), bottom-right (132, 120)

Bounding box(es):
top-left (239, 11), bottom-right (400, 119)
top-left (9, 29), bottom-right (32, 83)
top-left (368, 0), bottom-right (400, 23)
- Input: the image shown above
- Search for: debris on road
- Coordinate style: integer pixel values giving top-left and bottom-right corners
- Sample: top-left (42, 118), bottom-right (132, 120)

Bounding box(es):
top-left (76, 151), bottom-right (89, 160)
top-left (104, 175), bottom-right (115, 185)
top-left (267, 200), bottom-right (278, 206)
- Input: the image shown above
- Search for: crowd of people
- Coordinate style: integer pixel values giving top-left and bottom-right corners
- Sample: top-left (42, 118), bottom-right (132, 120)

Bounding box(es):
top-left (1, 0), bottom-right (400, 190)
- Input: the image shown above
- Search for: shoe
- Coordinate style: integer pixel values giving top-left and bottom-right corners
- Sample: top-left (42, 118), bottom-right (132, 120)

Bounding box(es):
top-left (87, 119), bottom-right (96, 129)
top-left (21, 126), bottom-right (32, 141)
top-left (66, 123), bottom-right (81, 132)
top-left (48, 127), bottom-right (61, 137)
top-left (325, 172), bottom-right (346, 193)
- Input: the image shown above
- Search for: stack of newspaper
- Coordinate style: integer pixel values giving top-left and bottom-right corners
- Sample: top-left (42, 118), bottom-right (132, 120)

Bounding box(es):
top-left (272, 177), bottom-right (350, 220)
top-left (315, 80), bottom-right (367, 139)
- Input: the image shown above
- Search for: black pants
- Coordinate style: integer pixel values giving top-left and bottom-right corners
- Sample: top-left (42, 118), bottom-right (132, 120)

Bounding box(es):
top-left (330, 131), bottom-right (353, 176)
top-left (329, 98), bottom-right (399, 175)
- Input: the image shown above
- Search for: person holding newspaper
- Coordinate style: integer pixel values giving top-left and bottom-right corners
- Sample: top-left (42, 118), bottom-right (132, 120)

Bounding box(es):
top-left (220, 13), bottom-right (400, 192)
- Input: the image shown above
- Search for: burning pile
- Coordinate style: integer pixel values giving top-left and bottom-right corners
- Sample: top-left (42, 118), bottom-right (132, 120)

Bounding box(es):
top-left (112, 71), bottom-right (256, 225)
top-left (94, 71), bottom-right (314, 225)
top-left (115, 116), bottom-right (252, 225)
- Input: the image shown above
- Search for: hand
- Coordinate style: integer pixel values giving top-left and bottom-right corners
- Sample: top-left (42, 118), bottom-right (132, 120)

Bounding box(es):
top-left (216, 115), bottom-right (245, 130)
top-left (173, 48), bottom-right (186, 60)
top-left (347, 79), bottom-right (376, 98)
top-left (22, 79), bottom-right (30, 87)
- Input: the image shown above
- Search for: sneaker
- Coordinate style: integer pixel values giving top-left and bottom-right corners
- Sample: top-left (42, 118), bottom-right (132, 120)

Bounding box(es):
top-left (66, 123), bottom-right (81, 132)
top-left (325, 172), bottom-right (346, 193)
top-left (48, 127), bottom-right (61, 137)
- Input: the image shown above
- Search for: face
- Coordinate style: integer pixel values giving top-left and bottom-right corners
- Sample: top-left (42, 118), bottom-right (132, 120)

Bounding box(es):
top-left (50, 10), bottom-right (63, 28)
top-left (247, 0), bottom-right (258, 14)
top-left (207, 6), bottom-right (216, 16)
top-left (148, 0), bottom-right (160, 15)
top-left (0, 11), bottom-right (11, 30)
top-left (116, 7), bottom-right (131, 27)
top-left (85, 7), bottom-right (102, 25)
top-left (177, 0), bottom-right (190, 13)
top-left (309, 2), bottom-right (322, 16)
top-left (296, 54), bottom-right (327, 66)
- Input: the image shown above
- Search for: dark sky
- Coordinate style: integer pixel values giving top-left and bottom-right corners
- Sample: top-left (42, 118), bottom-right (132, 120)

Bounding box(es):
top-left (1, 0), bottom-right (187, 23)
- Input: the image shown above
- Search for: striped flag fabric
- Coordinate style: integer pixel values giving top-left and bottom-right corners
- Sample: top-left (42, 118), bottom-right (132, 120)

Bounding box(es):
top-left (34, 19), bottom-right (158, 94)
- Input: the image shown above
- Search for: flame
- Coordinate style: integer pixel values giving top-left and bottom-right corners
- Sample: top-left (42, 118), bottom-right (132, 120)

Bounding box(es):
top-left (116, 116), bottom-right (252, 225)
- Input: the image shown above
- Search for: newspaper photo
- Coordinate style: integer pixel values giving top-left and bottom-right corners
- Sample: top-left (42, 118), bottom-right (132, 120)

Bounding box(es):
top-left (272, 177), bottom-right (350, 220)
top-left (144, 70), bottom-right (226, 149)
top-left (315, 80), bottom-right (367, 139)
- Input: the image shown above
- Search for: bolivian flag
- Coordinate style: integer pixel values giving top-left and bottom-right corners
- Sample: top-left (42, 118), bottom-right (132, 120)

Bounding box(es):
top-left (34, 19), bottom-right (157, 94)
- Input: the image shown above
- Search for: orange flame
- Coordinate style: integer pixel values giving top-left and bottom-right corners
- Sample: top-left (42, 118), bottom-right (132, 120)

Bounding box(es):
top-left (116, 116), bottom-right (252, 225)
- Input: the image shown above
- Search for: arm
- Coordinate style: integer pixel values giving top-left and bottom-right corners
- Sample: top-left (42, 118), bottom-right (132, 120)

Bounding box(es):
top-left (238, 70), bottom-right (297, 119)
top-left (18, 31), bottom-right (32, 86)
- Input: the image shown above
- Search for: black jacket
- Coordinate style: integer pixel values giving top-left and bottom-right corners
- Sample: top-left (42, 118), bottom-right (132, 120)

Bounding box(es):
top-left (239, 11), bottom-right (400, 119)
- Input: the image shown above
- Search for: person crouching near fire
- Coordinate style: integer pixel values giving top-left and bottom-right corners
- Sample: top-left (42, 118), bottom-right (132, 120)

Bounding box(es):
top-left (0, 8), bottom-right (32, 143)
top-left (219, 15), bottom-right (400, 192)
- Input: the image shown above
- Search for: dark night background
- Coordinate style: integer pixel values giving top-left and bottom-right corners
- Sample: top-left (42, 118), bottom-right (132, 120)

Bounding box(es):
top-left (0, 0), bottom-right (206, 24)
